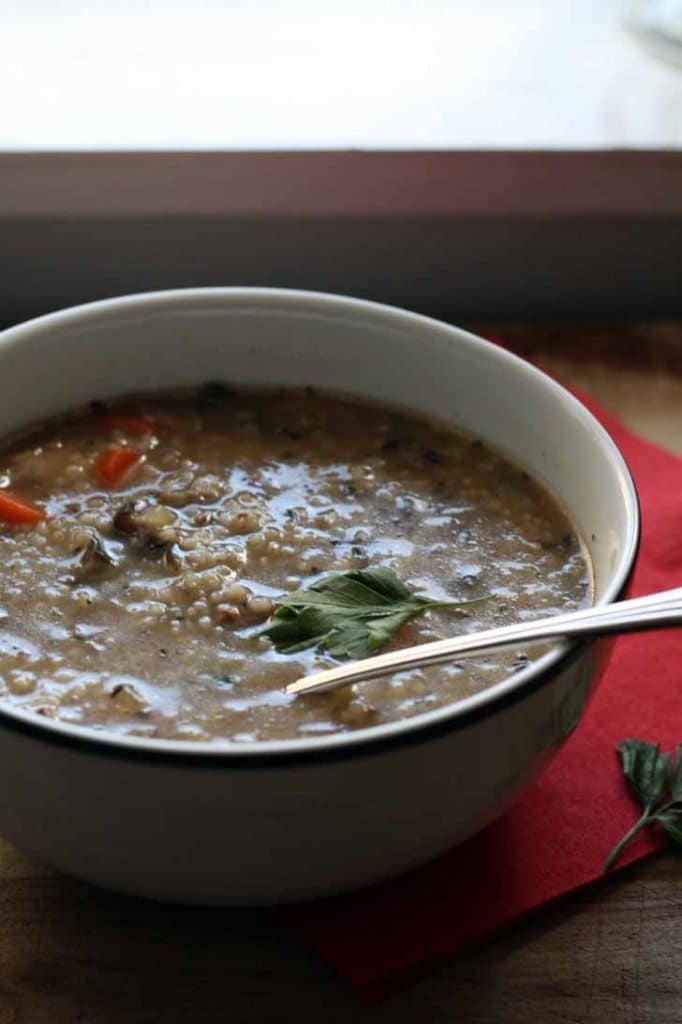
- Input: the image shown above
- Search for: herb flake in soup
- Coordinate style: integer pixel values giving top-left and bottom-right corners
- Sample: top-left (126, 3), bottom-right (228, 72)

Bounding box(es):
top-left (0, 387), bottom-right (591, 742)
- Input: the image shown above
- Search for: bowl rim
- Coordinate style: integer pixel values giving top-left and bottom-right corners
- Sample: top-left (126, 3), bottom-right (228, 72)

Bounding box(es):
top-left (0, 287), bottom-right (641, 764)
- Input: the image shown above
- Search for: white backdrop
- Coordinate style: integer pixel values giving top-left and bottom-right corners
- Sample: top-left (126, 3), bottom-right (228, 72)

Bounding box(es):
top-left (2, 0), bottom-right (681, 149)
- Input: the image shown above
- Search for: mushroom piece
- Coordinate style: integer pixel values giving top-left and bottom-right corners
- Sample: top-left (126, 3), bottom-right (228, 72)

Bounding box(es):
top-left (113, 500), bottom-right (183, 574)
top-left (112, 498), bottom-right (145, 536)
top-left (113, 500), bottom-right (179, 547)
top-left (109, 682), bottom-right (151, 716)
top-left (72, 528), bottom-right (119, 570)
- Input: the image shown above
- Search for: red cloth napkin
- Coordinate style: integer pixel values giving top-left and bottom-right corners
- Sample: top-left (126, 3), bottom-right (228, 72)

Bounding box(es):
top-left (279, 392), bottom-right (682, 994)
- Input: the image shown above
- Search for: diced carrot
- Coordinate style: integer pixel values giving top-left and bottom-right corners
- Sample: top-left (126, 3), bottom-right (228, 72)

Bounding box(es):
top-left (97, 415), bottom-right (157, 437)
top-left (95, 448), bottom-right (144, 488)
top-left (0, 491), bottom-right (48, 525)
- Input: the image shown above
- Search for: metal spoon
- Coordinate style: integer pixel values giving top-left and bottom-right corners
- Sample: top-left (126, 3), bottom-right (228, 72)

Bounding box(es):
top-left (285, 586), bottom-right (682, 696)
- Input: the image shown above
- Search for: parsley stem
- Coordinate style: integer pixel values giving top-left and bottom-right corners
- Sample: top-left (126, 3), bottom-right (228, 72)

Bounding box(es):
top-left (604, 811), bottom-right (656, 872)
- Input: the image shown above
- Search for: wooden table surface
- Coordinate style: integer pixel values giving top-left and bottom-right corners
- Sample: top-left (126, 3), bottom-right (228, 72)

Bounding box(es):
top-left (1, 321), bottom-right (681, 1024)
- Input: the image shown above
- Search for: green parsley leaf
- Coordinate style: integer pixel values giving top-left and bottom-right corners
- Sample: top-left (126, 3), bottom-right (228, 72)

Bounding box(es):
top-left (259, 567), bottom-right (484, 659)
top-left (605, 739), bottom-right (682, 872)
top-left (670, 744), bottom-right (682, 802)
top-left (617, 739), bottom-right (672, 813)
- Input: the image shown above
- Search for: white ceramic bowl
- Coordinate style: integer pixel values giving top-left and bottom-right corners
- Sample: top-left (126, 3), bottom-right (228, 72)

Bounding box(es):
top-left (0, 289), bottom-right (639, 904)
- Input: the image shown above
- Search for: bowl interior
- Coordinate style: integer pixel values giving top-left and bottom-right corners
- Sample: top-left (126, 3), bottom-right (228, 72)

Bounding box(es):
top-left (0, 288), bottom-right (639, 753)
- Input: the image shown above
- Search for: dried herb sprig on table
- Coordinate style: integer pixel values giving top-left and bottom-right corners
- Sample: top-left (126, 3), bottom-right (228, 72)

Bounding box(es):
top-left (605, 739), bottom-right (682, 871)
top-left (259, 567), bottom-right (485, 660)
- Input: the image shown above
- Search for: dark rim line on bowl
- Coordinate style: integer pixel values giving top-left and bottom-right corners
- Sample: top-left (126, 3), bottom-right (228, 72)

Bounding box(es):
top-left (0, 288), bottom-right (642, 764)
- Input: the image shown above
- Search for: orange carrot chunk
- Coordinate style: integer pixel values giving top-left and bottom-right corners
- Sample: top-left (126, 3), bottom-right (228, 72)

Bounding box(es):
top-left (0, 491), bottom-right (48, 525)
top-left (95, 448), bottom-right (144, 488)
top-left (97, 415), bottom-right (156, 436)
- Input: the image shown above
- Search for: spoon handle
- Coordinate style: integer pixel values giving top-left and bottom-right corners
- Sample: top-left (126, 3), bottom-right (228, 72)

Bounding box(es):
top-left (285, 586), bottom-right (682, 696)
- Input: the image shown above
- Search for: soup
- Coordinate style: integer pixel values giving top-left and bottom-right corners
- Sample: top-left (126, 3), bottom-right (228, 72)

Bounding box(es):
top-left (0, 387), bottom-right (590, 742)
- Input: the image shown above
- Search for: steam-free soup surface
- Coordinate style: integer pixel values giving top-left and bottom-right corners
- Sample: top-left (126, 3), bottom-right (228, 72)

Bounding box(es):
top-left (0, 388), bottom-right (590, 742)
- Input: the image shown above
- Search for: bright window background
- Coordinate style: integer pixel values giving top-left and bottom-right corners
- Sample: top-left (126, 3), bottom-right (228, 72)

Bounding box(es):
top-left (2, 0), bottom-right (681, 149)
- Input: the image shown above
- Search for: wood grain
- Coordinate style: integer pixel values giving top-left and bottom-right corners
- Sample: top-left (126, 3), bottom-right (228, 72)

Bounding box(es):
top-left (0, 322), bottom-right (681, 1023)
top-left (0, 843), bottom-right (679, 1024)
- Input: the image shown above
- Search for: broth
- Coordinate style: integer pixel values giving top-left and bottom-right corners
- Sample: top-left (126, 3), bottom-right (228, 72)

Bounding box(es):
top-left (0, 387), bottom-right (590, 742)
